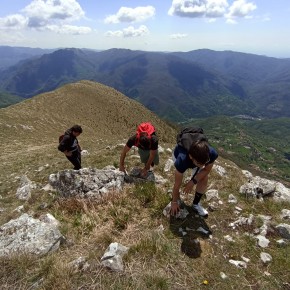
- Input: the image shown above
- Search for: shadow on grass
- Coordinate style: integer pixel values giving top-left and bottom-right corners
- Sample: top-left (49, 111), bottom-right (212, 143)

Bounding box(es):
top-left (169, 201), bottom-right (212, 259)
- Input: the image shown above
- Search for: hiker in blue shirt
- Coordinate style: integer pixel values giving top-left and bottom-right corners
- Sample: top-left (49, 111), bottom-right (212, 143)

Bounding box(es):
top-left (170, 128), bottom-right (218, 217)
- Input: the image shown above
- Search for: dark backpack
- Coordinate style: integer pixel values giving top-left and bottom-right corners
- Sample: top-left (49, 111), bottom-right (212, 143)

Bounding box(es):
top-left (135, 122), bottom-right (155, 147)
top-left (59, 134), bottom-right (64, 143)
top-left (176, 127), bottom-right (208, 152)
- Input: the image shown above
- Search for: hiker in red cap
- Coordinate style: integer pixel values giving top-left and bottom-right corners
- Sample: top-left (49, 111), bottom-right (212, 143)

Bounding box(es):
top-left (119, 122), bottom-right (159, 177)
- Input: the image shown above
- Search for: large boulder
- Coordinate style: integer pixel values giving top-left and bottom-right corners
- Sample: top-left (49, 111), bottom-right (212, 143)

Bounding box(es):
top-left (239, 176), bottom-right (290, 201)
top-left (49, 168), bottom-right (124, 198)
top-left (0, 213), bottom-right (62, 257)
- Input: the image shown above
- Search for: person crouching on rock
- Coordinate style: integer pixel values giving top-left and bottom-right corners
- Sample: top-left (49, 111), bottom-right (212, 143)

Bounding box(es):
top-left (119, 122), bottom-right (159, 178)
top-left (170, 127), bottom-right (218, 217)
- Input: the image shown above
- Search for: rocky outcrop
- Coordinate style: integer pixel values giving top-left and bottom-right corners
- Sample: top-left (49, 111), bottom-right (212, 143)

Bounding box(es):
top-left (239, 173), bottom-right (290, 201)
top-left (49, 168), bottom-right (125, 198)
top-left (0, 213), bottom-right (62, 257)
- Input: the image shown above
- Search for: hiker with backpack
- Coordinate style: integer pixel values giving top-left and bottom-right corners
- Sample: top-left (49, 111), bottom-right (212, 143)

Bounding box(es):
top-left (170, 127), bottom-right (218, 217)
top-left (58, 125), bottom-right (83, 170)
top-left (119, 122), bottom-right (159, 177)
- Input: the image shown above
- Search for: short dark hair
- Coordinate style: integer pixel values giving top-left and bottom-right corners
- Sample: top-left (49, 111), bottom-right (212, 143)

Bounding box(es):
top-left (188, 140), bottom-right (210, 165)
top-left (71, 125), bottom-right (82, 133)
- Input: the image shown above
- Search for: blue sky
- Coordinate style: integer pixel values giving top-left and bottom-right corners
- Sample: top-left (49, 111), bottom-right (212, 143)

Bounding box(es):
top-left (0, 0), bottom-right (289, 58)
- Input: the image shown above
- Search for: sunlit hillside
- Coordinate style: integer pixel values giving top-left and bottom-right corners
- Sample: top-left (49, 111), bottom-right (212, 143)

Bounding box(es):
top-left (0, 81), bottom-right (289, 290)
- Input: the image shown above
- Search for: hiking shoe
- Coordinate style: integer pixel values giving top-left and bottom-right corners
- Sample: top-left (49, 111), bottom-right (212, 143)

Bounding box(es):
top-left (192, 203), bottom-right (208, 217)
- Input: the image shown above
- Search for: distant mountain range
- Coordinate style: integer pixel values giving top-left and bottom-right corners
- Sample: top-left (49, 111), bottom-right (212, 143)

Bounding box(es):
top-left (1, 46), bottom-right (290, 122)
top-left (0, 46), bottom-right (55, 70)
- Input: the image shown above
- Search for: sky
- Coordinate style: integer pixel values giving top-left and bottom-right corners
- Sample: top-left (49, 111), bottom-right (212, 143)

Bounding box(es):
top-left (0, 0), bottom-right (289, 58)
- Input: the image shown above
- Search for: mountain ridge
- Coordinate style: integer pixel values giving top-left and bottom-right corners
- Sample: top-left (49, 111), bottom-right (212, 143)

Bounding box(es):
top-left (3, 47), bottom-right (290, 121)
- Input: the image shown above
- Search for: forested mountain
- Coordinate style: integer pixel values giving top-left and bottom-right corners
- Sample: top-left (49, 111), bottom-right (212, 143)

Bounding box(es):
top-left (0, 47), bottom-right (290, 122)
top-left (0, 46), bottom-right (54, 69)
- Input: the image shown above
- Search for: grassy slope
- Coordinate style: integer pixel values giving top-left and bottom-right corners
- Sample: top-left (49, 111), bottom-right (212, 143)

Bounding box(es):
top-left (0, 82), bottom-right (289, 289)
top-left (0, 79), bottom-right (176, 208)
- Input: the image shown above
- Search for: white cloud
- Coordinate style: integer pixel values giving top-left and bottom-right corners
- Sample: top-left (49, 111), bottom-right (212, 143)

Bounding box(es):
top-left (0, 0), bottom-right (91, 35)
top-left (226, 0), bottom-right (257, 19)
top-left (226, 18), bottom-right (237, 24)
top-left (168, 0), bottom-right (228, 18)
top-left (47, 24), bottom-right (92, 34)
top-left (105, 25), bottom-right (149, 38)
top-left (105, 30), bottom-right (123, 37)
top-left (123, 25), bottom-right (149, 37)
top-left (0, 14), bottom-right (27, 29)
top-left (22, 0), bottom-right (85, 28)
top-left (168, 0), bottom-right (257, 21)
top-left (206, 0), bottom-right (229, 17)
top-left (104, 6), bottom-right (155, 24)
top-left (170, 33), bottom-right (188, 39)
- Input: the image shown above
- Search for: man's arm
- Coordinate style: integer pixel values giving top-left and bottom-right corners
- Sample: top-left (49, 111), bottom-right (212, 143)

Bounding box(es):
top-left (119, 145), bottom-right (131, 173)
top-left (195, 162), bottom-right (214, 181)
top-left (183, 162), bottom-right (215, 194)
top-left (170, 170), bottom-right (183, 215)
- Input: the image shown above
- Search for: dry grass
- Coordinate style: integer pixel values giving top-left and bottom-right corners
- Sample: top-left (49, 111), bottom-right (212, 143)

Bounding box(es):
top-left (0, 82), bottom-right (289, 289)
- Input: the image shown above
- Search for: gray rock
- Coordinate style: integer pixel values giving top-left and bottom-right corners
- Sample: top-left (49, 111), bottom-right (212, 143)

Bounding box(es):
top-left (260, 252), bottom-right (272, 264)
top-left (256, 235), bottom-right (270, 248)
top-left (68, 256), bottom-right (90, 272)
top-left (125, 167), bottom-right (155, 183)
top-left (239, 176), bottom-right (276, 199)
top-left (16, 175), bottom-right (35, 200)
top-left (101, 242), bottom-right (129, 272)
top-left (276, 223), bottom-right (290, 240)
top-left (0, 213), bottom-right (62, 257)
top-left (213, 164), bottom-right (227, 177)
top-left (163, 201), bottom-right (189, 219)
top-left (276, 239), bottom-right (288, 247)
top-left (228, 194), bottom-right (238, 204)
top-left (239, 176), bottom-right (290, 201)
top-left (229, 214), bottom-right (254, 229)
top-left (154, 173), bottom-right (168, 185)
top-left (206, 189), bottom-right (219, 201)
top-left (49, 168), bottom-right (124, 198)
top-left (280, 209), bottom-right (290, 220)
top-left (229, 259), bottom-right (247, 268)
top-left (164, 158), bottom-right (174, 172)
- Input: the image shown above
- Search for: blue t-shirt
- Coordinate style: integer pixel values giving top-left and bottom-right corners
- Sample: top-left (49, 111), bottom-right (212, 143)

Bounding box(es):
top-left (174, 145), bottom-right (218, 173)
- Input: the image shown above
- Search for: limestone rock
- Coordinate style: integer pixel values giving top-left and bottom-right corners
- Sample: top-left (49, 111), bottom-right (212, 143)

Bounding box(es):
top-left (49, 168), bottom-right (124, 198)
top-left (0, 213), bottom-right (62, 257)
top-left (101, 242), bottom-right (129, 272)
